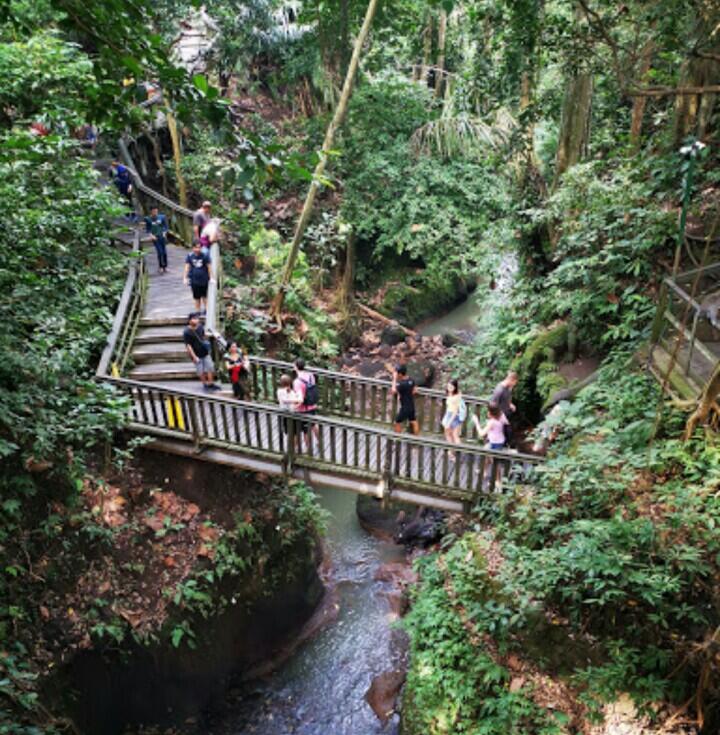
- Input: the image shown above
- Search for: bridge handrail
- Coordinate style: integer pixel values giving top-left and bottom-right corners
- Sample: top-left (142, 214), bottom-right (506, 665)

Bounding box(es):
top-left (97, 229), bottom-right (146, 377)
top-left (244, 354), bottom-right (488, 406)
top-left (118, 138), bottom-right (194, 219)
top-left (102, 375), bottom-right (544, 463)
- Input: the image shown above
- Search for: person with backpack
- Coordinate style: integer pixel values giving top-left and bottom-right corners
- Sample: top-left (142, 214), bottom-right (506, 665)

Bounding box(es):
top-left (391, 364), bottom-right (419, 435)
top-left (293, 357), bottom-right (320, 449)
top-left (441, 378), bottom-right (466, 458)
top-left (183, 313), bottom-right (219, 391)
top-left (144, 205), bottom-right (169, 273)
top-left (225, 342), bottom-right (251, 400)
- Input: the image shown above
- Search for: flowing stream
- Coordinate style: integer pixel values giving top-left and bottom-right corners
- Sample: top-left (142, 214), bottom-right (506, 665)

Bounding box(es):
top-left (213, 487), bottom-right (407, 735)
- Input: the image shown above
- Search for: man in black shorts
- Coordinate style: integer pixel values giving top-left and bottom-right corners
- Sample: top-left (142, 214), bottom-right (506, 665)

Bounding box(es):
top-left (183, 242), bottom-right (213, 313)
top-left (392, 365), bottom-right (419, 435)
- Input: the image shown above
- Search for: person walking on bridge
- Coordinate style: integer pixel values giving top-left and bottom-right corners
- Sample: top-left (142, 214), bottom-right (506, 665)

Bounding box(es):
top-left (183, 314), bottom-right (219, 391)
top-left (442, 378), bottom-right (466, 458)
top-left (391, 364), bottom-right (419, 435)
top-left (293, 358), bottom-right (320, 450)
top-left (490, 370), bottom-right (518, 446)
top-left (183, 242), bottom-right (213, 313)
top-left (145, 205), bottom-right (169, 273)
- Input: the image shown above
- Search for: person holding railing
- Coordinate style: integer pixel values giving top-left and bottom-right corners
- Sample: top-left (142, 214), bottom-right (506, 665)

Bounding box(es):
top-left (183, 313), bottom-right (220, 391)
top-left (183, 241), bottom-right (213, 313)
top-left (472, 402), bottom-right (509, 486)
top-left (145, 205), bottom-right (169, 273)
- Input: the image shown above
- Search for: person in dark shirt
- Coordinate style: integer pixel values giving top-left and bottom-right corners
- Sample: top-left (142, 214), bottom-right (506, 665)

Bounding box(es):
top-left (183, 314), bottom-right (219, 391)
top-left (183, 242), bottom-right (213, 312)
top-left (490, 370), bottom-right (518, 445)
top-left (110, 160), bottom-right (135, 220)
top-left (145, 206), bottom-right (169, 273)
top-left (392, 364), bottom-right (419, 435)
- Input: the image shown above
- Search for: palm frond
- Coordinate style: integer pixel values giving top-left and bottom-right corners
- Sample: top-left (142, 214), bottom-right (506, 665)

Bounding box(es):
top-left (411, 109), bottom-right (518, 159)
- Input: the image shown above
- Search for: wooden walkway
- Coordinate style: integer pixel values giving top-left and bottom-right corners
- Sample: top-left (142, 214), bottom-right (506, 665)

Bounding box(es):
top-left (96, 143), bottom-right (543, 513)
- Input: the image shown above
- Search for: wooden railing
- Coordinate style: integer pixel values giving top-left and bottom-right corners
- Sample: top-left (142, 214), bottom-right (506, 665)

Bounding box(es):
top-left (650, 264), bottom-right (720, 390)
top-left (118, 138), bottom-right (194, 244)
top-left (244, 356), bottom-right (488, 438)
top-left (103, 376), bottom-right (542, 506)
top-left (97, 229), bottom-right (147, 377)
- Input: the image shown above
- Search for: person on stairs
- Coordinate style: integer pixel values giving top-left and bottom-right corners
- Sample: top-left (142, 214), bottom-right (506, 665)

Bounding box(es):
top-left (293, 358), bottom-right (320, 450)
top-left (193, 201), bottom-right (212, 245)
top-left (145, 205), bottom-right (169, 273)
top-left (183, 314), bottom-right (219, 391)
top-left (183, 241), bottom-right (213, 313)
top-left (391, 364), bottom-right (419, 435)
top-left (110, 160), bottom-right (136, 221)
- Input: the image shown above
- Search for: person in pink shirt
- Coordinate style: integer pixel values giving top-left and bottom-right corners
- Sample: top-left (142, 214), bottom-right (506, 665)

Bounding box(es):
top-left (473, 402), bottom-right (508, 450)
top-left (293, 358), bottom-right (320, 449)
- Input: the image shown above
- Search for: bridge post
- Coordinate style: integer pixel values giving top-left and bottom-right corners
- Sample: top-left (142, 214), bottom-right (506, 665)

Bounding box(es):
top-left (187, 398), bottom-right (203, 453)
top-left (381, 436), bottom-right (394, 508)
top-left (283, 417), bottom-right (296, 476)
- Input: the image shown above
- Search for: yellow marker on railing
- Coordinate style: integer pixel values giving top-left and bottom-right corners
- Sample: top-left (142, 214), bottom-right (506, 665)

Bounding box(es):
top-left (111, 363), bottom-right (120, 378)
top-left (165, 397), bottom-right (186, 430)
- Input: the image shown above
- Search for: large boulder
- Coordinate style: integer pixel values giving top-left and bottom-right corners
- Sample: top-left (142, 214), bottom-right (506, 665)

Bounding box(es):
top-left (365, 670), bottom-right (406, 725)
top-left (406, 359), bottom-right (435, 387)
top-left (380, 324), bottom-right (407, 346)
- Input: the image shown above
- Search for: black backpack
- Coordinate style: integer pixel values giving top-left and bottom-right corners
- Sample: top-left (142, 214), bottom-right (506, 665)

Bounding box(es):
top-left (300, 376), bottom-right (319, 407)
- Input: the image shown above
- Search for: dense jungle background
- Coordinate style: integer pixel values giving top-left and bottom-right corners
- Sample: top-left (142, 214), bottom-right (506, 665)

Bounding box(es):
top-left (3, 0), bottom-right (720, 732)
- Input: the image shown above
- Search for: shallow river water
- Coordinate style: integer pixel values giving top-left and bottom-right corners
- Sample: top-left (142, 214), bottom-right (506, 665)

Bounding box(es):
top-left (214, 487), bottom-right (406, 735)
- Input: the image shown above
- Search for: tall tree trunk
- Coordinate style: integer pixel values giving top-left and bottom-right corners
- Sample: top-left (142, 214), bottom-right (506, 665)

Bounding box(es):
top-left (629, 38), bottom-right (655, 149)
top-left (166, 111), bottom-right (188, 209)
top-left (420, 17), bottom-right (433, 86)
top-left (553, 72), bottom-right (593, 187)
top-left (339, 0), bottom-right (350, 76)
top-left (338, 232), bottom-right (355, 312)
top-left (434, 11), bottom-right (447, 97)
top-left (270, 0), bottom-right (380, 322)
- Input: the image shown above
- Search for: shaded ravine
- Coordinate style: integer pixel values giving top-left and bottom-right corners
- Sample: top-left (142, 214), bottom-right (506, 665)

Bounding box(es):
top-left (204, 275), bottom-right (504, 734)
top-left (209, 487), bottom-right (407, 735)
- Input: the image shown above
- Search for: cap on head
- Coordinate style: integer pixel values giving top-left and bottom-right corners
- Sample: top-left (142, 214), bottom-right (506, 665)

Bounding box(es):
top-left (202, 200), bottom-right (212, 209)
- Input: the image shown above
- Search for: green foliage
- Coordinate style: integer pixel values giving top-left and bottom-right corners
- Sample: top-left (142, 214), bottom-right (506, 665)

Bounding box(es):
top-left (339, 76), bottom-right (514, 297)
top-left (403, 543), bottom-right (563, 735)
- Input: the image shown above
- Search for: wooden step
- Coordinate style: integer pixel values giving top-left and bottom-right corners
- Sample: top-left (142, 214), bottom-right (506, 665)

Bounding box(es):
top-left (135, 326), bottom-right (186, 344)
top-left (129, 362), bottom-right (197, 381)
top-left (139, 316), bottom-right (189, 327)
top-left (132, 343), bottom-right (188, 364)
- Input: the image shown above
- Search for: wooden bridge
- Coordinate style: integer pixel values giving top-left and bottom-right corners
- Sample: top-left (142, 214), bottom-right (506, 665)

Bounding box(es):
top-left (96, 142), bottom-right (543, 513)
